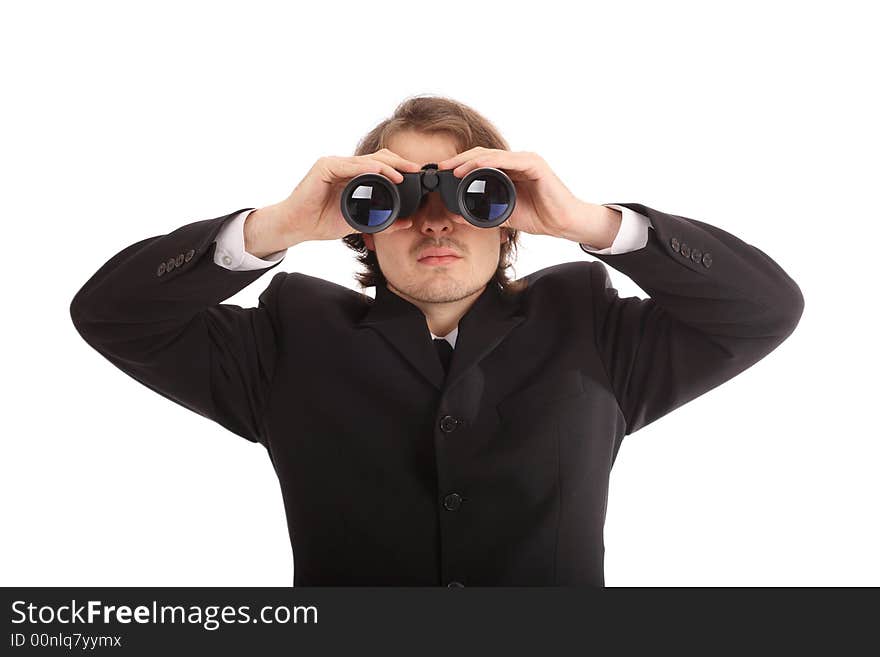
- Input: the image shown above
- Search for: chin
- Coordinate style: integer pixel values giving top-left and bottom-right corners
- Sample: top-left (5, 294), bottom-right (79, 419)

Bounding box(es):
top-left (392, 276), bottom-right (466, 303)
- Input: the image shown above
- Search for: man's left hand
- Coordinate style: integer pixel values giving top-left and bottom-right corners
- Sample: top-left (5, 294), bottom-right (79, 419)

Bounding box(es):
top-left (436, 147), bottom-right (614, 245)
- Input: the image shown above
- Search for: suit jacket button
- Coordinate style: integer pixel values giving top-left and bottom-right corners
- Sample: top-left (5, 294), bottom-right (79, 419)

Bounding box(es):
top-left (443, 493), bottom-right (462, 511)
top-left (175, 253), bottom-right (185, 266)
top-left (669, 237), bottom-right (680, 252)
top-left (702, 252), bottom-right (713, 268)
top-left (185, 249), bottom-right (195, 262)
top-left (157, 262), bottom-right (166, 276)
top-left (439, 415), bottom-right (459, 433)
top-left (166, 257), bottom-right (176, 272)
top-left (447, 581), bottom-right (465, 588)
top-left (691, 248), bottom-right (702, 262)
top-left (680, 242), bottom-right (691, 258)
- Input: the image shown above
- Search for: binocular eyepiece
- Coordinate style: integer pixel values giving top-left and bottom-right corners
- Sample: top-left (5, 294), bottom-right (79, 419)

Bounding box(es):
top-left (340, 163), bottom-right (516, 234)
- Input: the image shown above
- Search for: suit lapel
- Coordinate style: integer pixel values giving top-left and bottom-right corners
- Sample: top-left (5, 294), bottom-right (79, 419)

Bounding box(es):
top-left (358, 280), bottom-right (525, 391)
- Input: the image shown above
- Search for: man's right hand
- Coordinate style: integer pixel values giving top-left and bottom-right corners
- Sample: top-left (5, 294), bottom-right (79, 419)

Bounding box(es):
top-left (244, 149), bottom-right (424, 257)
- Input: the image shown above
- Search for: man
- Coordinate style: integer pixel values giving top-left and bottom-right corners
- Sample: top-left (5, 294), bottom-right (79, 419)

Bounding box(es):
top-left (70, 98), bottom-right (804, 587)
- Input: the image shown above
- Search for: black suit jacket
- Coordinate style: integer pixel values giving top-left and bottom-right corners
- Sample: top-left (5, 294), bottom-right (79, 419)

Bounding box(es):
top-left (70, 203), bottom-right (804, 586)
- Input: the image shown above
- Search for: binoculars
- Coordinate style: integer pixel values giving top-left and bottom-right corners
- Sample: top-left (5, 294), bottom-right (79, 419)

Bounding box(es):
top-left (340, 163), bottom-right (516, 233)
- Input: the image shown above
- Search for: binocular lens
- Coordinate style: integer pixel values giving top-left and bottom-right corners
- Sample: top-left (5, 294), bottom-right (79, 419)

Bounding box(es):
top-left (344, 181), bottom-right (395, 228)
top-left (463, 173), bottom-right (511, 224)
top-left (340, 165), bottom-right (515, 233)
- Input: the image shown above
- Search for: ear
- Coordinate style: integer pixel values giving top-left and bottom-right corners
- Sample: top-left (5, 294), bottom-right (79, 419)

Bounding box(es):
top-left (362, 233), bottom-right (375, 251)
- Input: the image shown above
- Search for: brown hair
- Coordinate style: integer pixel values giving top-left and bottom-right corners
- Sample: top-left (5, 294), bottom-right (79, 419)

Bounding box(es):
top-left (341, 94), bottom-right (527, 297)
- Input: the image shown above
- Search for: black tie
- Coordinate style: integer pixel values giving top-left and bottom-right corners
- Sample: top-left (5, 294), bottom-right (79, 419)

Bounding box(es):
top-left (433, 338), bottom-right (454, 376)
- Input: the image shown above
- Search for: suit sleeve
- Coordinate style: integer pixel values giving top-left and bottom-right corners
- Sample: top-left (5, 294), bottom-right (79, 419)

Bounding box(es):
top-left (69, 208), bottom-right (286, 447)
top-left (585, 202), bottom-right (804, 436)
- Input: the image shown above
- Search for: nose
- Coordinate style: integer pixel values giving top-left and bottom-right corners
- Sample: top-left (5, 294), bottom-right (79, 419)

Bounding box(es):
top-left (420, 216), bottom-right (453, 235)
top-left (415, 193), bottom-right (464, 234)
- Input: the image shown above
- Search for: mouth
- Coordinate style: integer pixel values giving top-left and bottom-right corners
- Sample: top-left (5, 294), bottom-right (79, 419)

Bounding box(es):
top-left (417, 246), bottom-right (462, 265)
top-left (417, 255), bottom-right (461, 266)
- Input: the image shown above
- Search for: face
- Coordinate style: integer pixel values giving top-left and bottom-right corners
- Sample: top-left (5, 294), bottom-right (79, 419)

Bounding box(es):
top-left (361, 130), bottom-right (508, 305)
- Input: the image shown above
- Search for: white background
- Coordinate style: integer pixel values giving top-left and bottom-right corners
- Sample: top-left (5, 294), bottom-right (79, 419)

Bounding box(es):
top-left (1, 0), bottom-right (877, 586)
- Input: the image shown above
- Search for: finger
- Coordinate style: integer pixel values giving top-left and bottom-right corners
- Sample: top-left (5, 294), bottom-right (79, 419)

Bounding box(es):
top-left (436, 146), bottom-right (487, 170)
top-left (369, 149), bottom-right (424, 174)
top-left (391, 152), bottom-right (425, 173)
top-left (326, 157), bottom-right (406, 184)
top-left (451, 151), bottom-right (537, 179)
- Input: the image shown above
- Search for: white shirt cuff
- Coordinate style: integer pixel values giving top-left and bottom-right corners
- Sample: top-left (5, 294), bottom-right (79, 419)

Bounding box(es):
top-left (213, 209), bottom-right (287, 270)
top-left (579, 204), bottom-right (653, 254)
